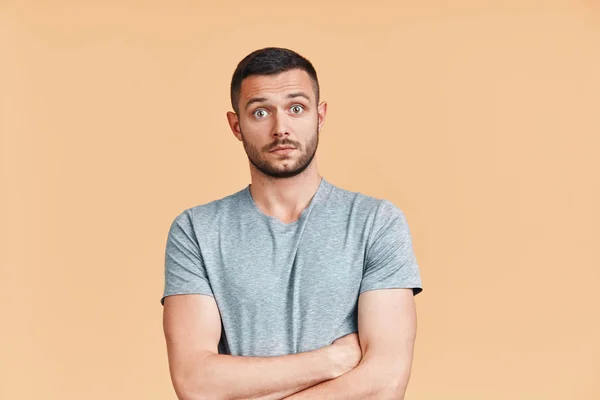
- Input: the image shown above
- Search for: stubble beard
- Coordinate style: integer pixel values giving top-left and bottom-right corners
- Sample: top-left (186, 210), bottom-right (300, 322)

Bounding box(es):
top-left (241, 128), bottom-right (320, 179)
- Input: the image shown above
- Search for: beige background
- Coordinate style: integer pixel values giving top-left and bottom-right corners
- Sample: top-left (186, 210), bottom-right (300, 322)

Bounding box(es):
top-left (1, 1), bottom-right (599, 399)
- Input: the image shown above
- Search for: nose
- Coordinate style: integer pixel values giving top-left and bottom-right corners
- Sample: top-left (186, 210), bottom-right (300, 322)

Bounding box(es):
top-left (271, 110), bottom-right (291, 138)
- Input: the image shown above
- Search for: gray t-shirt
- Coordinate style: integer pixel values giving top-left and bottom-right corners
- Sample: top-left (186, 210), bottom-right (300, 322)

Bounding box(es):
top-left (161, 177), bottom-right (422, 356)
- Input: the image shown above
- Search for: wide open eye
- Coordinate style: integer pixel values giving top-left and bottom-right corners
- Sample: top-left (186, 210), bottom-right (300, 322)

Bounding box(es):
top-left (290, 105), bottom-right (304, 114)
top-left (253, 109), bottom-right (269, 119)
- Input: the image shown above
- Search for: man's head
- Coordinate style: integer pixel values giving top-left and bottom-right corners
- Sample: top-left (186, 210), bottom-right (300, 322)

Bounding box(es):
top-left (227, 47), bottom-right (327, 179)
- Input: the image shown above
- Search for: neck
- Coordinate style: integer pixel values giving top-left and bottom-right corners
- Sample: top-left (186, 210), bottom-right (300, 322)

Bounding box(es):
top-left (248, 161), bottom-right (322, 223)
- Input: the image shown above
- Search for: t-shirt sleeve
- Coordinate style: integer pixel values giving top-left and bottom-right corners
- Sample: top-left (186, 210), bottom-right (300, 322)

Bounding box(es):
top-left (160, 209), bottom-right (214, 306)
top-left (360, 200), bottom-right (423, 296)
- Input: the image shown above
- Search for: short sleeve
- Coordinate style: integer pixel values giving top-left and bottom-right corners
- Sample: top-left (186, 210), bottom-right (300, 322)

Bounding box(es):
top-left (160, 209), bottom-right (214, 306)
top-left (360, 200), bottom-right (423, 296)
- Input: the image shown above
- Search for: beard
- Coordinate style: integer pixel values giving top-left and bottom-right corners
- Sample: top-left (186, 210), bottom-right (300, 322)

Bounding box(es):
top-left (240, 127), bottom-right (320, 179)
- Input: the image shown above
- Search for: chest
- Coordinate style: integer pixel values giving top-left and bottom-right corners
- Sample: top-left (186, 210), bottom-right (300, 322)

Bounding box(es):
top-left (203, 220), bottom-right (368, 309)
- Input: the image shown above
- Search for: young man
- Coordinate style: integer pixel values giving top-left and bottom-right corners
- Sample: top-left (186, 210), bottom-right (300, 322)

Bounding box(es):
top-left (161, 47), bottom-right (423, 400)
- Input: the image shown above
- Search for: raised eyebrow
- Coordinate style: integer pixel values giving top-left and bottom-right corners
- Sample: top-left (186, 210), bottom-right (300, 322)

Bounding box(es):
top-left (244, 97), bottom-right (268, 111)
top-left (244, 92), bottom-right (311, 111)
top-left (286, 92), bottom-right (311, 102)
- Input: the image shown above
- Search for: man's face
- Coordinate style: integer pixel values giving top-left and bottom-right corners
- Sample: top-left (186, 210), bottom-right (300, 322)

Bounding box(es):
top-left (227, 69), bottom-right (327, 179)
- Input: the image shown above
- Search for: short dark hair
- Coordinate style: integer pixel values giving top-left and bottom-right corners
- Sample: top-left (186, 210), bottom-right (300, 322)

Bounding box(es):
top-left (230, 47), bottom-right (320, 114)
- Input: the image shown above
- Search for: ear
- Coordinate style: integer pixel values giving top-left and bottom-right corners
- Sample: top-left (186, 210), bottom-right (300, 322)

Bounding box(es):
top-left (317, 101), bottom-right (327, 133)
top-left (226, 111), bottom-right (243, 141)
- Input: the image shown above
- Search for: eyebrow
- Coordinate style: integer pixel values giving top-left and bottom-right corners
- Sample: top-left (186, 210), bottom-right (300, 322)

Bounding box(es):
top-left (244, 92), bottom-right (311, 111)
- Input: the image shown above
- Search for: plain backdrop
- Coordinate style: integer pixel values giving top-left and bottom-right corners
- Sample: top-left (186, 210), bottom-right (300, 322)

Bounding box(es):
top-left (1, 1), bottom-right (599, 399)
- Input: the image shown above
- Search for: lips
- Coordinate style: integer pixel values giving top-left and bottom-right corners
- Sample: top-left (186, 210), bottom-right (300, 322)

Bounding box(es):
top-left (270, 146), bottom-right (296, 152)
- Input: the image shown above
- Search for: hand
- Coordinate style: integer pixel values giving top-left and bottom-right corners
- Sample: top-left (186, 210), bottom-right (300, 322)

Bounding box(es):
top-left (329, 333), bottom-right (363, 378)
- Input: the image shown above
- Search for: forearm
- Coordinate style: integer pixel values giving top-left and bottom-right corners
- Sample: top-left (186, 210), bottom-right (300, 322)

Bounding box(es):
top-left (176, 346), bottom-right (337, 400)
top-left (283, 356), bottom-right (410, 400)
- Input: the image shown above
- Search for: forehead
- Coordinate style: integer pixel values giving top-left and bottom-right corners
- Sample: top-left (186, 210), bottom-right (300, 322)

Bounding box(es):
top-left (240, 69), bottom-right (315, 102)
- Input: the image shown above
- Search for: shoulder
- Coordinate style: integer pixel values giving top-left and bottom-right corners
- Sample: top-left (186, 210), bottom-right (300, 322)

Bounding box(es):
top-left (325, 180), bottom-right (406, 221)
top-left (324, 179), bottom-right (382, 214)
top-left (326, 181), bottom-right (412, 245)
top-left (168, 187), bottom-right (248, 230)
top-left (373, 198), bottom-right (407, 221)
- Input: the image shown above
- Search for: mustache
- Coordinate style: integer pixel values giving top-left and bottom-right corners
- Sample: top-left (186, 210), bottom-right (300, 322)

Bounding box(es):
top-left (266, 139), bottom-right (300, 151)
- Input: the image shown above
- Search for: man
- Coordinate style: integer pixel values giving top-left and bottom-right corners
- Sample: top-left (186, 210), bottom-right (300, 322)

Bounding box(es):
top-left (161, 47), bottom-right (423, 400)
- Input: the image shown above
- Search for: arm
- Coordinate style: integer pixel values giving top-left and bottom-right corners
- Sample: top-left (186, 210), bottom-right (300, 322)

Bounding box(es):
top-left (163, 293), bottom-right (358, 400)
top-left (162, 211), bottom-right (357, 399)
top-left (283, 288), bottom-right (418, 399)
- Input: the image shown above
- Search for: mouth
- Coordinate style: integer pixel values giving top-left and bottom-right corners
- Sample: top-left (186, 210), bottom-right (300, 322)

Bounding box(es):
top-left (269, 146), bottom-right (296, 153)
top-left (270, 147), bottom-right (296, 155)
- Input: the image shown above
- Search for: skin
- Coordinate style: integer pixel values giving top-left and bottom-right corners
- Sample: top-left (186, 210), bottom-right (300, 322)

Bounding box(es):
top-left (226, 68), bottom-right (327, 224)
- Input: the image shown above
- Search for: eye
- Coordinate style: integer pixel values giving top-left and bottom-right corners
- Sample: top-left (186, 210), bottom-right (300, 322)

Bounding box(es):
top-left (290, 105), bottom-right (304, 114)
top-left (253, 109), bottom-right (269, 119)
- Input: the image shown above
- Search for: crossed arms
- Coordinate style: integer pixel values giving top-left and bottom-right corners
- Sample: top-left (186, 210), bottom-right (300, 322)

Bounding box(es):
top-left (163, 288), bottom-right (417, 400)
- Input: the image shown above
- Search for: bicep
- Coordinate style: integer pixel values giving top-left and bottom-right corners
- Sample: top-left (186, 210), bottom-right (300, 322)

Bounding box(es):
top-left (357, 288), bottom-right (417, 366)
top-left (163, 294), bottom-right (222, 391)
